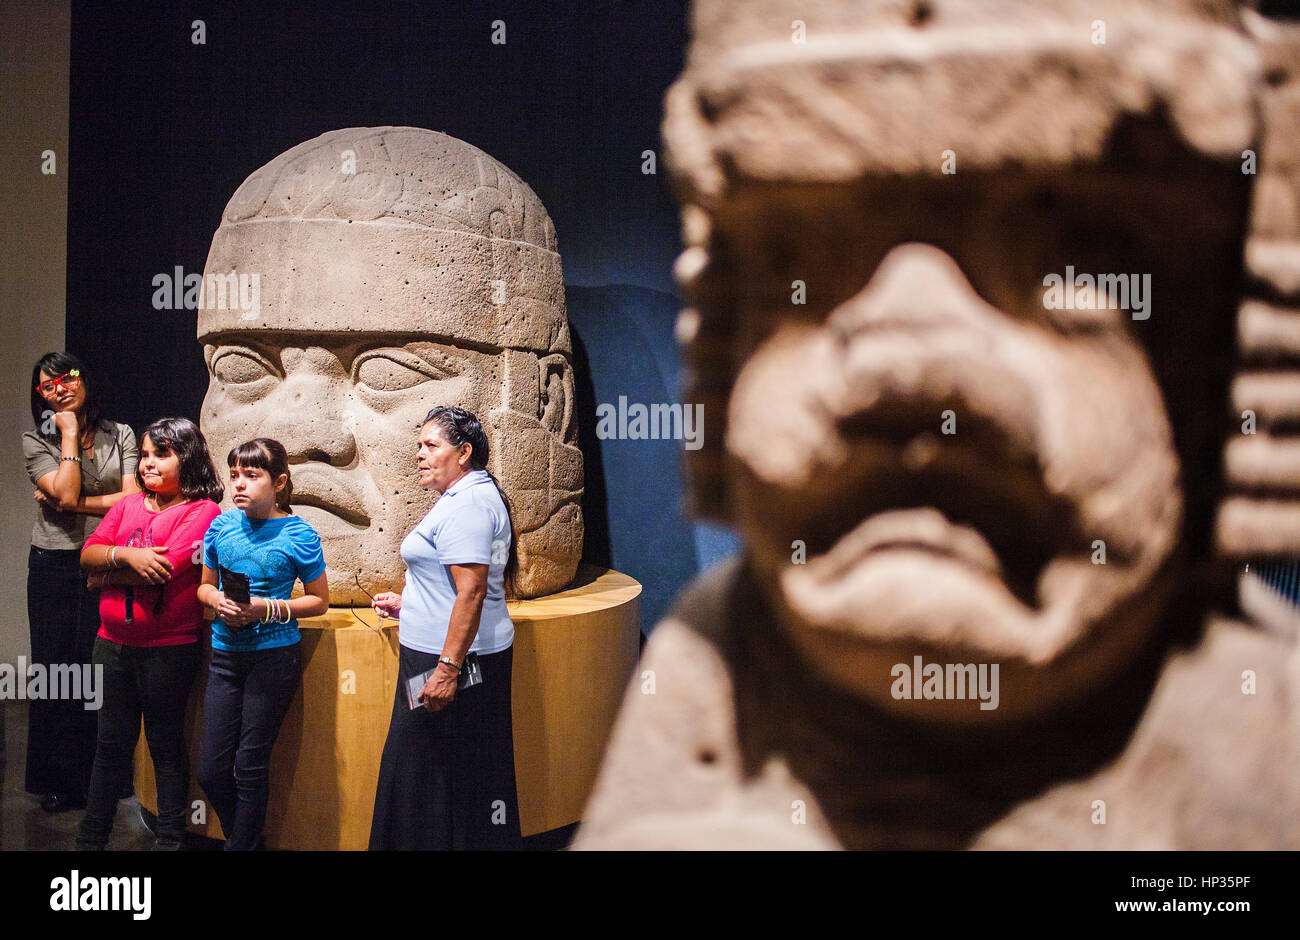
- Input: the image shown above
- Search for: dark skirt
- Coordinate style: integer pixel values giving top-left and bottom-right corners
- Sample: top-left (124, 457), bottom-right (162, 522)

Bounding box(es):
top-left (25, 545), bottom-right (101, 797)
top-left (369, 644), bottom-right (522, 851)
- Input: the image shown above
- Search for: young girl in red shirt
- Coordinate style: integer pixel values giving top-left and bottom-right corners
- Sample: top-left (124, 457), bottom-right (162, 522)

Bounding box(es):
top-left (76, 417), bottom-right (223, 851)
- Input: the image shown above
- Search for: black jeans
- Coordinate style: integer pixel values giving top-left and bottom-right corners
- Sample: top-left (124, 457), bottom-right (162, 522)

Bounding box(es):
top-left (197, 643), bottom-right (301, 851)
top-left (26, 545), bottom-right (100, 798)
top-left (77, 637), bottom-right (201, 850)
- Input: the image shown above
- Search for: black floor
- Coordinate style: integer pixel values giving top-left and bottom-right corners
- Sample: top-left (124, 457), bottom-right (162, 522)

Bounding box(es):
top-left (2, 700), bottom-right (575, 850)
top-left (0, 700), bottom-right (157, 851)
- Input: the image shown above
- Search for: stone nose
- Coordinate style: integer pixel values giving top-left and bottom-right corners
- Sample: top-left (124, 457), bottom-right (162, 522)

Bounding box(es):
top-left (829, 243), bottom-right (1005, 339)
top-left (257, 374), bottom-right (358, 467)
top-left (809, 243), bottom-right (1047, 450)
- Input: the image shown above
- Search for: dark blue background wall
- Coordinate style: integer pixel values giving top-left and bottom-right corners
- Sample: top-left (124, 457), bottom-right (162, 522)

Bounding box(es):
top-left (63, 0), bottom-right (740, 633)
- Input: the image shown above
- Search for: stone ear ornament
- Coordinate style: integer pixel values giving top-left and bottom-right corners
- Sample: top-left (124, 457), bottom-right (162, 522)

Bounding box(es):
top-left (1216, 13), bottom-right (1300, 568)
top-left (537, 353), bottom-right (573, 437)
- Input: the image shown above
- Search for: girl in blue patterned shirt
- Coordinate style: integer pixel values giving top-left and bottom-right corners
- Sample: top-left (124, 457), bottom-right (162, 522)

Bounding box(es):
top-left (196, 438), bottom-right (328, 850)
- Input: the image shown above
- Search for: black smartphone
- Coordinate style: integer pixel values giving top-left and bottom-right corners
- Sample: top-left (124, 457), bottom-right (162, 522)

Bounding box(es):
top-left (219, 566), bottom-right (251, 605)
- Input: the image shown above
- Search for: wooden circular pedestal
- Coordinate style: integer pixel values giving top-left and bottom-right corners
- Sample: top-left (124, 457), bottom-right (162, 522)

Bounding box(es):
top-left (133, 566), bottom-right (641, 849)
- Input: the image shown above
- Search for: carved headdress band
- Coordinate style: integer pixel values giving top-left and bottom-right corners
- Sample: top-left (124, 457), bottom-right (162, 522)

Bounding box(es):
top-left (197, 126), bottom-right (570, 355)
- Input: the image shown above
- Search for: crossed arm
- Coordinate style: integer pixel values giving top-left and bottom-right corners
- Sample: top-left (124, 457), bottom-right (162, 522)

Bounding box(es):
top-left (35, 467), bottom-right (140, 517)
top-left (81, 541), bottom-right (175, 588)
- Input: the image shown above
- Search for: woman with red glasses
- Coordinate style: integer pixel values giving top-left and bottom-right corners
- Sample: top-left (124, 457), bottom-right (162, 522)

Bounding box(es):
top-left (22, 351), bottom-right (139, 814)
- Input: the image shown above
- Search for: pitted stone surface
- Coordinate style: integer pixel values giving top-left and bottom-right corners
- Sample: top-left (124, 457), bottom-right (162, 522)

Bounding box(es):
top-left (198, 127), bottom-right (583, 604)
top-left (577, 0), bottom-right (1300, 850)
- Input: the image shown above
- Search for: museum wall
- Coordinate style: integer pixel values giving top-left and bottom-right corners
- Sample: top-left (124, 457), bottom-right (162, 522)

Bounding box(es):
top-left (1, 0), bottom-right (71, 663)
top-left (58, 0), bottom-right (739, 633)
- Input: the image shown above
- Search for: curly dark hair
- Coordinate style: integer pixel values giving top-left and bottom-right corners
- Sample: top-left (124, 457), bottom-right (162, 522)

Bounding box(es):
top-left (137, 417), bottom-right (224, 503)
top-left (423, 406), bottom-right (520, 598)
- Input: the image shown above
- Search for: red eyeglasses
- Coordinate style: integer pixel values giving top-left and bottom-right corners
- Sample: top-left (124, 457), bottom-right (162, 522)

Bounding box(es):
top-left (35, 371), bottom-right (81, 398)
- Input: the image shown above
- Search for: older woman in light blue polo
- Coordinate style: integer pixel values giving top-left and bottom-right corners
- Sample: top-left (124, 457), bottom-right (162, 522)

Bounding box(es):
top-left (368, 406), bottom-right (522, 850)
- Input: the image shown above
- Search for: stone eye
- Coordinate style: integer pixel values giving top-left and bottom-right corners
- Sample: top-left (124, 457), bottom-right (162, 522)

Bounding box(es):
top-left (353, 352), bottom-right (443, 392)
top-left (212, 349), bottom-right (276, 385)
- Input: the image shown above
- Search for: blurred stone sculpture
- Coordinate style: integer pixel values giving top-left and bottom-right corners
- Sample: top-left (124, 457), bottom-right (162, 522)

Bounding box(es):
top-left (197, 127), bottom-right (583, 604)
top-left (577, 0), bottom-right (1299, 849)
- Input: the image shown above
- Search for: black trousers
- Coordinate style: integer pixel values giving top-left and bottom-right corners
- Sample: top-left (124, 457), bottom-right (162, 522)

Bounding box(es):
top-left (77, 637), bottom-right (201, 849)
top-left (369, 645), bottom-right (522, 851)
top-left (25, 545), bottom-right (100, 798)
top-left (196, 643), bottom-right (301, 851)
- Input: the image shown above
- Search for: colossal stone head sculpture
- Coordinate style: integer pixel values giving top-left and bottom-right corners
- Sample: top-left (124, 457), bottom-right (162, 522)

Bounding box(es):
top-left (198, 127), bottom-right (583, 604)
top-left (578, 0), bottom-right (1300, 848)
top-left (664, 0), bottom-right (1265, 723)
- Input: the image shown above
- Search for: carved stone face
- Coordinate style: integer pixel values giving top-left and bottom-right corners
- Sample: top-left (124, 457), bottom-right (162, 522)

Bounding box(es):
top-left (201, 335), bottom-right (505, 602)
top-left (198, 127), bottom-right (583, 604)
top-left (724, 230), bottom-right (1186, 723)
top-left (666, 0), bottom-right (1256, 721)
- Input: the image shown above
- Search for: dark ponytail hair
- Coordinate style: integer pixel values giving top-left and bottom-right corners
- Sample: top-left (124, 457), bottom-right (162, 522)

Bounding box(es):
top-left (30, 351), bottom-right (104, 441)
top-left (138, 417), bottom-right (224, 503)
top-left (423, 406), bottom-right (519, 598)
top-left (227, 438), bottom-right (293, 512)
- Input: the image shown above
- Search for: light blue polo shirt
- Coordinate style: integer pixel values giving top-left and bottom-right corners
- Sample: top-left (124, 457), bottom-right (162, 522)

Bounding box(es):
top-left (399, 469), bottom-right (514, 655)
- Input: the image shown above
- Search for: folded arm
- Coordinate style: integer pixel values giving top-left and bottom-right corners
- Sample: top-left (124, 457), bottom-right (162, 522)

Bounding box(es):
top-left (82, 543), bottom-right (173, 587)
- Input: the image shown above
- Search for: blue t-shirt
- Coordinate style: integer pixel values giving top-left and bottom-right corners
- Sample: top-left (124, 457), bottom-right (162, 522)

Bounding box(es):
top-left (399, 470), bottom-right (513, 655)
top-left (202, 510), bottom-right (326, 652)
